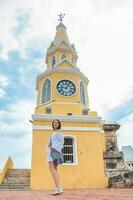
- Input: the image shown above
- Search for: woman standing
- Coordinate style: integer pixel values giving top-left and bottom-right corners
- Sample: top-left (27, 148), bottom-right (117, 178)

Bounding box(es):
top-left (47, 119), bottom-right (64, 195)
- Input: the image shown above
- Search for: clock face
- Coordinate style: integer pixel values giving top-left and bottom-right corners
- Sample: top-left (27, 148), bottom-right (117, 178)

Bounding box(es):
top-left (56, 80), bottom-right (76, 96)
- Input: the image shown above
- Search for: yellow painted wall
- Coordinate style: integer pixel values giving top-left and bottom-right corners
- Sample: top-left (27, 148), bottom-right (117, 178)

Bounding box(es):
top-left (30, 120), bottom-right (108, 189)
top-left (0, 158), bottom-right (13, 184)
top-left (36, 70), bottom-right (89, 113)
top-left (37, 72), bottom-right (85, 105)
top-left (47, 50), bottom-right (76, 69)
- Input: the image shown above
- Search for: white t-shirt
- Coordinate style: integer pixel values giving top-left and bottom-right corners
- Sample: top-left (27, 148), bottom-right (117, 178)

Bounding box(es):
top-left (48, 130), bottom-right (64, 153)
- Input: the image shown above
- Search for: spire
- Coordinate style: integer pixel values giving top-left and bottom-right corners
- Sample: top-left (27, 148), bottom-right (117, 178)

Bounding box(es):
top-left (46, 14), bottom-right (78, 65)
top-left (53, 21), bottom-right (70, 46)
top-left (53, 13), bottom-right (70, 46)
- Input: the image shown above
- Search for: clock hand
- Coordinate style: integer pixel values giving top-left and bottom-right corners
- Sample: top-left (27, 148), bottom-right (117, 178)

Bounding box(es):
top-left (66, 82), bottom-right (71, 89)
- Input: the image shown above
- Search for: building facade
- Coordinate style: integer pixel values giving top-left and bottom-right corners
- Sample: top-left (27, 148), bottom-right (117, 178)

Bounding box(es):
top-left (30, 17), bottom-right (108, 189)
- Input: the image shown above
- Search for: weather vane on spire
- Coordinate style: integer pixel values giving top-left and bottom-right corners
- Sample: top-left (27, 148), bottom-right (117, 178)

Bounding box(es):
top-left (58, 13), bottom-right (65, 23)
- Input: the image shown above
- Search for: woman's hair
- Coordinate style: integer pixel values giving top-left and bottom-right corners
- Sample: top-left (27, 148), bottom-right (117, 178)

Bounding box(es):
top-left (52, 119), bottom-right (61, 130)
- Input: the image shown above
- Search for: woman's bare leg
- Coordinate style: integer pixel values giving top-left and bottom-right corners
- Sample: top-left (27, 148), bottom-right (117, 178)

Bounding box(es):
top-left (49, 162), bottom-right (60, 187)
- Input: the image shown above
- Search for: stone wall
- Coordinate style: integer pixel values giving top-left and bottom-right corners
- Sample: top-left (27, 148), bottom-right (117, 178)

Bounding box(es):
top-left (103, 121), bottom-right (133, 188)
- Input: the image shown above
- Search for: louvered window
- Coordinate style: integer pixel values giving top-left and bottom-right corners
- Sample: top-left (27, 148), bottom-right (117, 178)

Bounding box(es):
top-left (41, 79), bottom-right (51, 104)
top-left (80, 81), bottom-right (86, 105)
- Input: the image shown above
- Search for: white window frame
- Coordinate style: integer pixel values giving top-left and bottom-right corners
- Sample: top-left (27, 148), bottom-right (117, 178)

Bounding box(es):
top-left (62, 135), bottom-right (78, 166)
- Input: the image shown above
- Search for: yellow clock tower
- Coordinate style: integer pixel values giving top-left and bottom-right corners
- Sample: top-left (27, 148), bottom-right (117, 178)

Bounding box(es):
top-left (30, 14), bottom-right (108, 189)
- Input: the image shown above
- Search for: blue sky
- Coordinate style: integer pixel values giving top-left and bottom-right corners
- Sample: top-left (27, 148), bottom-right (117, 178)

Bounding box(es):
top-left (0, 0), bottom-right (133, 168)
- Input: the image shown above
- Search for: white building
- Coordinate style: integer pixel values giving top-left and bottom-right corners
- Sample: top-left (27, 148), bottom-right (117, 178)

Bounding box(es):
top-left (121, 145), bottom-right (133, 170)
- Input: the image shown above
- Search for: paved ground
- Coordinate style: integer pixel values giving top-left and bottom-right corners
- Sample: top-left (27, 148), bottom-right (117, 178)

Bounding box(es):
top-left (0, 189), bottom-right (133, 200)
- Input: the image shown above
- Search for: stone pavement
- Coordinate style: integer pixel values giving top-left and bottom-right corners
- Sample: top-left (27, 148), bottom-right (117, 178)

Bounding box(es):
top-left (0, 189), bottom-right (133, 200)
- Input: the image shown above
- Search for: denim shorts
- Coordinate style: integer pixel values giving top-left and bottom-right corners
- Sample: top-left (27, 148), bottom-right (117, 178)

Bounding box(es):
top-left (51, 149), bottom-right (64, 165)
top-left (46, 145), bottom-right (64, 165)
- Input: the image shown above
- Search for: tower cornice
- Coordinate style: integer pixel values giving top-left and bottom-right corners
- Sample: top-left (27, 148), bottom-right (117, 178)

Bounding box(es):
top-left (36, 67), bottom-right (89, 90)
top-left (32, 114), bottom-right (101, 123)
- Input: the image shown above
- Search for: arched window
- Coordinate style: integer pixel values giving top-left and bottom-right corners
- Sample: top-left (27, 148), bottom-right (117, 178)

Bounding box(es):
top-left (62, 136), bottom-right (77, 164)
top-left (51, 56), bottom-right (56, 68)
top-left (61, 54), bottom-right (66, 61)
top-left (41, 78), bottom-right (51, 104)
top-left (80, 81), bottom-right (86, 105)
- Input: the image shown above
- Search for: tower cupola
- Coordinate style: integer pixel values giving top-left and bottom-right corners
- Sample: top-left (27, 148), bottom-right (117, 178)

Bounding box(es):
top-left (46, 14), bottom-right (78, 69)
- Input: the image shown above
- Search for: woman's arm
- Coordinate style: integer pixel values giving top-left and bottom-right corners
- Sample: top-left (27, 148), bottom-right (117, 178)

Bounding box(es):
top-left (50, 132), bottom-right (64, 152)
top-left (48, 136), bottom-right (52, 147)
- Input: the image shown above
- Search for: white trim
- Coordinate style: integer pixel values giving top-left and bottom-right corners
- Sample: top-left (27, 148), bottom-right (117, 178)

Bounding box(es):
top-left (36, 101), bottom-right (83, 109)
top-left (55, 79), bottom-right (77, 97)
top-left (62, 135), bottom-right (78, 166)
top-left (36, 101), bottom-right (90, 111)
top-left (32, 114), bottom-right (102, 123)
top-left (57, 58), bottom-right (74, 68)
top-left (46, 47), bottom-right (78, 62)
top-left (33, 125), bottom-right (101, 132)
top-left (46, 102), bottom-right (80, 104)
top-left (39, 100), bottom-right (54, 107)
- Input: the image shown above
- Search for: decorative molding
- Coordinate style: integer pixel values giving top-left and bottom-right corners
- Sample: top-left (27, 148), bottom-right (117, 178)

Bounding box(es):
top-left (32, 114), bottom-right (101, 123)
top-left (57, 59), bottom-right (74, 68)
top-left (33, 125), bottom-right (101, 132)
top-left (36, 67), bottom-right (89, 89)
top-left (46, 47), bottom-right (77, 63)
top-left (35, 101), bottom-right (90, 111)
top-left (36, 101), bottom-right (82, 109)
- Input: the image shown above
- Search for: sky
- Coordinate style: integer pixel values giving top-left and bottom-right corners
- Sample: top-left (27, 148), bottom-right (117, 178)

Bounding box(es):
top-left (0, 0), bottom-right (133, 168)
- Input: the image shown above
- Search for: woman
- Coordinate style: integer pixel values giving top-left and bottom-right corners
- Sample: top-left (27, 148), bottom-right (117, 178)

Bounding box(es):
top-left (47, 119), bottom-right (64, 195)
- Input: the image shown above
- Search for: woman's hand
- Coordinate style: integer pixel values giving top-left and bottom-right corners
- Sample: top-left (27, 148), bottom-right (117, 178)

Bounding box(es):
top-left (50, 145), bottom-right (55, 150)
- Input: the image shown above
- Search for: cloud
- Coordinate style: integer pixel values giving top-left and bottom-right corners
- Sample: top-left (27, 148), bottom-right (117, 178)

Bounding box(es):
top-left (102, 94), bottom-right (133, 149)
top-left (0, 88), bottom-right (6, 98)
top-left (12, 9), bottom-right (30, 38)
top-left (117, 113), bottom-right (133, 149)
top-left (0, 99), bottom-right (34, 168)
top-left (0, 100), bottom-right (34, 138)
top-left (0, 75), bottom-right (8, 98)
top-left (93, 0), bottom-right (133, 11)
top-left (0, 136), bottom-right (32, 168)
top-left (0, 0), bottom-right (133, 168)
top-left (103, 97), bottom-right (133, 121)
top-left (0, 75), bottom-right (8, 87)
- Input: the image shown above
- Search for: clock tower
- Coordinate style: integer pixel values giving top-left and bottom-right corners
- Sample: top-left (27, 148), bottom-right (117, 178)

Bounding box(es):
top-left (35, 15), bottom-right (89, 115)
top-left (30, 15), bottom-right (108, 189)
